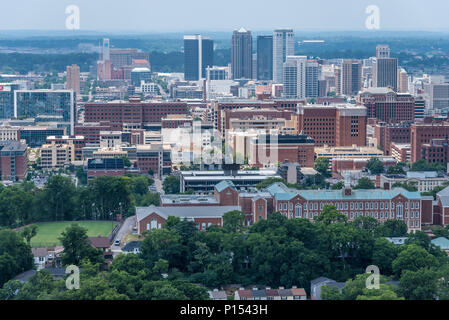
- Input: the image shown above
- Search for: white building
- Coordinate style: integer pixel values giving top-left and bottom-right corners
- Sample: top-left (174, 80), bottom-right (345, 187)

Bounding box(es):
top-left (273, 29), bottom-right (295, 83)
top-left (283, 56), bottom-right (306, 99)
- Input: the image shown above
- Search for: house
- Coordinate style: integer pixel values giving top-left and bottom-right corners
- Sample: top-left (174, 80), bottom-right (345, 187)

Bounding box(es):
top-left (208, 289), bottom-right (227, 300)
top-left (122, 241), bottom-right (143, 254)
top-left (87, 236), bottom-right (111, 251)
top-left (136, 205), bottom-right (241, 234)
top-left (310, 277), bottom-right (346, 300)
top-left (234, 286), bottom-right (306, 300)
top-left (31, 247), bottom-right (49, 270)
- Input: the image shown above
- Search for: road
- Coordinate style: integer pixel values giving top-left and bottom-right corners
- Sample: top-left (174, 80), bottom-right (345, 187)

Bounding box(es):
top-left (110, 215), bottom-right (136, 254)
top-left (153, 177), bottom-right (164, 195)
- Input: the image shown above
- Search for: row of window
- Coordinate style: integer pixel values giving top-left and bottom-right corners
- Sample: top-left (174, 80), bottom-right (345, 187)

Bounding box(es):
top-left (278, 201), bottom-right (420, 211)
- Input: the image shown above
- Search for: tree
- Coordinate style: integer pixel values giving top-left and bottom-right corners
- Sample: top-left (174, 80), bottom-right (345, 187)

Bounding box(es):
top-left (399, 268), bottom-right (438, 300)
top-left (375, 220), bottom-right (408, 237)
top-left (314, 157), bottom-right (330, 177)
top-left (371, 238), bottom-right (399, 275)
top-left (222, 210), bottom-right (245, 232)
top-left (163, 176), bottom-right (180, 194)
top-left (387, 165), bottom-right (406, 175)
top-left (392, 181), bottom-right (418, 192)
top-left (411, 159), bottom-right (446, 172)
top-left (356, 284), bottom-right (404, 300)
top-left (59, 224), bottom-right (104, 266)
top-left (366, 158), bottom-right (384, 175)
top-left (20, 225), bottom-right (38, 245)
top-left (354, 177), bottom-right (375, 190)
top-left (255, 177), bottom-right (286, 190)
top-left (392, 244), bottom-right (439, 277)
top-left (321, 285), bottom-right (343, 300)
top-left (331, 181), bottom-right (344, 190)
top-left (316, 205), bottom-right (347, 224)
top-left (0, 229), bottom-right (34, 286)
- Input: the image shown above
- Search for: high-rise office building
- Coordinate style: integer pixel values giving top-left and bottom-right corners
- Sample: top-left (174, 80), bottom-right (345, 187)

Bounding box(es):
top-left (66, 64), bottom-right (80, 95)
top-left (340, 60), bottom-right (362, 96)
top-left (283, 56), bottom-right (306, 99)
top-left (0, 83), bottom-right (19, 119)
top-left (184, 35), bottom-right (214, 81)
top-left (256, 35), bottom-right (273, 80)
top-left (373, 45), bottom-right (398, 91)
top-left (305, 59), bottom-right (320, 98)
top-left (273, 29), bottom-right (295, 83)
top-left (231, 28), bottom-right (253, 79)
top-left (97, 38), bottom-right (112, 81)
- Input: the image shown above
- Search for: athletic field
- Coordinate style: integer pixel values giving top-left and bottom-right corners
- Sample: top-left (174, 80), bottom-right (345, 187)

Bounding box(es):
top-left (30, 221), bottom-right (117, 247)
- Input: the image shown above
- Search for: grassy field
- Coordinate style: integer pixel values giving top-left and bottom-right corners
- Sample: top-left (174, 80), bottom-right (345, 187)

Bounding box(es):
top-left (30, 221), bottom-right (117, 247)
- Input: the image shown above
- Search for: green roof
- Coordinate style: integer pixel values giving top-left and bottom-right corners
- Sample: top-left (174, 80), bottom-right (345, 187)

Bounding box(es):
top-left (215, 180), bottom-right (236, 192)
top-left (268, 183), bottom-right (422, 202)
top-left (431, 237), bottom-right (449, 250)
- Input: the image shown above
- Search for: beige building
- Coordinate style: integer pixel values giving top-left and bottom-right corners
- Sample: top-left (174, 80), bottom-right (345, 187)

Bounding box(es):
top-left (0, 124), bottom-right (20, 141)
top-left (92, 147), bottom-right (127, 159)
top-left (315, 145), bottom-right (384, 160)
top-left (66, 64), bottom-right (80, 95)
top-left (380, 171), bottom-right (449, 193)
top-left (40, 141), bottom-right (76, 169)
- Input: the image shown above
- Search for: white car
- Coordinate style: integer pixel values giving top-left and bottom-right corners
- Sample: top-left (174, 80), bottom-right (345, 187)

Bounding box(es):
top-left (114, 239), bottom-right (121, 246)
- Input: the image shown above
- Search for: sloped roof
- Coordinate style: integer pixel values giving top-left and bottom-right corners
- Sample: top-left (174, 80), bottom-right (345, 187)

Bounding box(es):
top-left (215, 180), bottom-right (236, 192)
top-left (431, 237), bottom-right (449, 250)
top-left (136, 205), bottom-right (241, 222)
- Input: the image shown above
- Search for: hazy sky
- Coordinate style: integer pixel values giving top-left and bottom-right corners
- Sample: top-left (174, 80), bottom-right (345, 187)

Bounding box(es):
top-left (1, 0), bottom-right (449, 32)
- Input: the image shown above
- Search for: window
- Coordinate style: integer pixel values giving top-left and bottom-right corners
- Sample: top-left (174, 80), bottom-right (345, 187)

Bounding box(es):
top-left (396, 204), bottom-right (403, 218)
top-left (304, 203), bottom-right (308, 210)
top-left (351, 203), bottom-right (354, 210)
top-left (279, 203), bottom-right (282, 210)
top-left (289, 203), bottom-right (293, 210)
top-left (380, 202), bottom-right (384, 209)
top-left (416, 212), bottom-right (420, 218)
top-left (295, 204), bottom-right (302, 218)
top-left (416, 202), bottom-right (420, 209)
top-left (411, 202), bottom-right (414, 209)
top-left (365, 202), bottom-right (369, 209)
top-left (151, 219), bottom-right (157, 230)
top-left (345, 203), bottom-right (348, 210)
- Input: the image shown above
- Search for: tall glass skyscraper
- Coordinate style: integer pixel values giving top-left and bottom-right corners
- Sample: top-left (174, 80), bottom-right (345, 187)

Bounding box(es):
top-left (231, 28), bottom-right (253, 80)
top-left (184, 35), bottom-right (214, 81)
top-left (257, 35), bottom-right (273, 80)
top-left (273, 29), bottom-right (295, 83)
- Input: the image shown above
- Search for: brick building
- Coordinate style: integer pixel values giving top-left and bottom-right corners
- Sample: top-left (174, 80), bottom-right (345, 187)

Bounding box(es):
top-left (211, 99), bottom-right (305, 133)
top-left (357, 87), bottom-right (415, 123)
top-left (373, 121), bottom-right (411, 155)
top-left (249, 133), bottom-right (315, 168)
top-left (83, 97), bottom-right (187, 130)
top-left (19, 127), bottom-right (66, 148)
top-left (74, 122), bottom-right (114, 145)
top-left (422, 138), bottom-right (449, 165)
top-left (297, 104), bottom-right (367, 147)
top-left (0, 141), bottom-right (27, 181)
top-left (86, 158), bottom-right (126, 182)
top-left (135, 179), bottom-right (434, 233)
top-left (410, 121), bottom-right (449, 163)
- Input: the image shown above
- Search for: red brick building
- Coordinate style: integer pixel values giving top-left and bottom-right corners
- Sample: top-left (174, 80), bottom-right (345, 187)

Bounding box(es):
top-left (74, 122), bottom-right (114, 145)
top-left (0, 141), bottom-right (27, 181)
top-left (249, 133), bottom-right (315, 168)
top-left (357, 87), bottom-right (415, 123)
top-left (211, 99), bottom-right (305, 133)
top-left (297, 104), bottom-right (367, 147)
top-left (410, 121), bottom-right (449, 163)
top-left (373, 121), bottom-right (411, 155)
top-left (84, 97), bottom-right (187, 130)
top-left (422, 138), bottom-right (449, 165)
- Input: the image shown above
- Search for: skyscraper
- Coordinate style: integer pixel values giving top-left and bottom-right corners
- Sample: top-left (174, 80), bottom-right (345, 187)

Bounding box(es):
top-left (305, 59), bottom-right (319, 98)
top-left (373, 45), bottom-right (398, 91)
top-left (97, 38), bottom-right (112, 81)
top-left (340, 60), bottom-right (362, 96)
top-left (257, 35), bottom-right (273, 80)
top-left (231, 28), bottom-right (253, 79)
top-left (66, 64), bottom-right (80, 95)
top-left (273, 29), bottom-right (295, 83)
top-left (283, 56), bottom-right (306, 99)
top-left (184, 35), bottom-right (214, 81)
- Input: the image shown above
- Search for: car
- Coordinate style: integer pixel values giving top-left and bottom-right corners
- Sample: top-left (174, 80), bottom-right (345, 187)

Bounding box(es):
top-left (114, 239), bottom-right (121, 246)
